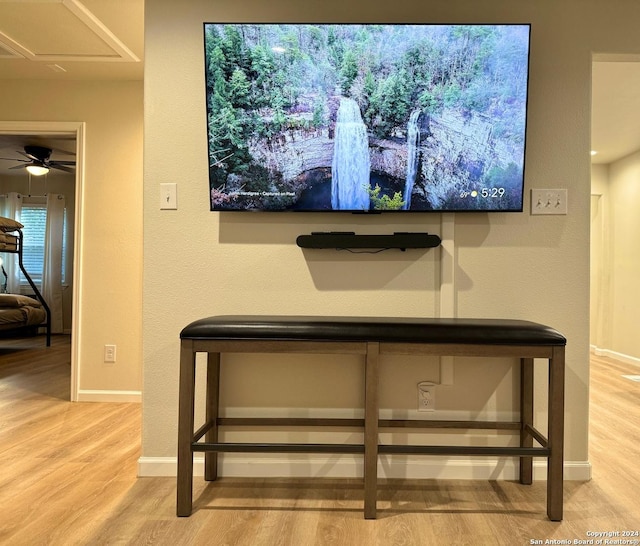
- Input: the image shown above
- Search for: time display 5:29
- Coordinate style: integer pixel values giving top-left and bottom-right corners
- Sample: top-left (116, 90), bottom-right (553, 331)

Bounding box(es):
top-left (459, 187), bottom-right (507, 199)
top-left (480, 187), bottom-right (506, 198)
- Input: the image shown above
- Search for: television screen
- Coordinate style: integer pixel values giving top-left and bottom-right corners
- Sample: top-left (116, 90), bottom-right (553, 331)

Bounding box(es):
top-left (204, 23), bottom-right (530, 212)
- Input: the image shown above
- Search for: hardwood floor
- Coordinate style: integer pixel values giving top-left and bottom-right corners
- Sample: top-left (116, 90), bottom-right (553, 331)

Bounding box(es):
top-left (1, 339), bottom-right (638, 545)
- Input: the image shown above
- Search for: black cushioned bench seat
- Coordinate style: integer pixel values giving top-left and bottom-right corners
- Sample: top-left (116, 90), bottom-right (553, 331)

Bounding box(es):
top-left (177, 315), bottom-right (566, 521)
top-left (181, 315), bottom-right (566, 345)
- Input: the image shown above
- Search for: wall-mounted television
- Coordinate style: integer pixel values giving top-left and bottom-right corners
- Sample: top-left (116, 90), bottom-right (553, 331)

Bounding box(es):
top-left (204, 23), bottom-right (530, 212)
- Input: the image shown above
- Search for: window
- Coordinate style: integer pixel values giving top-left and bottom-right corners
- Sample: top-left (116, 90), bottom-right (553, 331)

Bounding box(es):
top-left (19, 204), bottom-right (46, 287)
top-left (19, 202), bottom-right (68, 289)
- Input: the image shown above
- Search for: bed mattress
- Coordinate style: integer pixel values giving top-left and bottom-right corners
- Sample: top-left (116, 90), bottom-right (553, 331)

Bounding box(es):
top-left (0, 294), bottom-right (47, 330)
top-left (0, 232), bottom-right (18, 251)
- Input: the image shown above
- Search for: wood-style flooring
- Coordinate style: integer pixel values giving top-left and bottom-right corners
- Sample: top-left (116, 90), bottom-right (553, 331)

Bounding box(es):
top-left (1, 336), bottom-right (638, 545)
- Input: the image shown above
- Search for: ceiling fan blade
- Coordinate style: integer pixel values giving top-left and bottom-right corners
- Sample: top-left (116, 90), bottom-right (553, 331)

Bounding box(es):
top-left (50, 164), bottom-right (74, 173)
top-left (0, 157), bottom-right (28, 162)
top-left (49, 147), bottom-right (76, 157)
top-left (9, 164), bottom-right (25, 170)
top-left (50, 160), bottom-right (76, 166)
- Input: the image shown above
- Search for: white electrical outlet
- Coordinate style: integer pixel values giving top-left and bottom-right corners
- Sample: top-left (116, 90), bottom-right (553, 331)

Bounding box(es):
top-left (531, 189), bottom-right (568, 215)
top-left (417, 381), bottom-right (436, 412)
top-left (104, 344), bottom-right (117, 363)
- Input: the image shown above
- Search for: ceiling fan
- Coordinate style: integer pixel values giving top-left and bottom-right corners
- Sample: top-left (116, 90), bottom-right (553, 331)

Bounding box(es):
top-left (0, 145), bottom-right (76, 176)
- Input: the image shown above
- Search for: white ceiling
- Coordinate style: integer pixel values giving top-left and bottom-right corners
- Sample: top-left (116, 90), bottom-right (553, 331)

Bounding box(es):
top-left (0, 0), bottom-right (143, 81)
top-left (0, 2), bottom-right (638, 171)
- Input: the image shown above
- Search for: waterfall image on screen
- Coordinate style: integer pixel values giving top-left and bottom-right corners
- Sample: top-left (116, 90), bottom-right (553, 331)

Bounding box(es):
top-left (331, 98), bottom-right (371, 210)
top-left (403, 109), bottom-right (421, 210)
top-left (204, 23), bottom-right (531, 212)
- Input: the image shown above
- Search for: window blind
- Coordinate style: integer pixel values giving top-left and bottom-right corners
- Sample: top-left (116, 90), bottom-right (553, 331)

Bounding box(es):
top-left (19, 204), bottom-right (46, 287)
top-left (19, 203), bottom-right (67, 288)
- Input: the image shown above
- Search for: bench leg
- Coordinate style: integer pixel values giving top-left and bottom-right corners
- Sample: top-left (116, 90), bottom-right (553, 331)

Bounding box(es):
top-left (177, 341), bottom-right (196, 516)
top-left (519, 358), bottom-right (534, 485)
top-left (547, 346), bottom-right (565, 521)
top-left (205, 352), bottom-right (221, 481)
top-left (364, 342), bottom-right (379, 519)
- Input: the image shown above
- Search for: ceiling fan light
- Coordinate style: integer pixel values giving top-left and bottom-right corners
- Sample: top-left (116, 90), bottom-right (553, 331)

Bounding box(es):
top-left (26, 163), bottom-right (49, 176)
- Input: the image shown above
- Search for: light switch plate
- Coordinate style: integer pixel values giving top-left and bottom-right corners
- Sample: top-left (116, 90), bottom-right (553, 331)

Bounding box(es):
top-left (160, 183), bottom-right (177, 210)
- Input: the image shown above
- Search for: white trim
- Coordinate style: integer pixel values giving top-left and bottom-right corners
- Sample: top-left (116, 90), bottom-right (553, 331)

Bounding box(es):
top-left (77, 389), bottom-right (141, 403)
top-left (62, 0), bottom-right (140, 62)
top-left (138, 455), bottom-right (591, 481)
top-left (0, 39), bottom-right (23, 59)
top-left (590, 345), bottom-right (640, 367)
top-left (70, 122), bottom-right (85, 402)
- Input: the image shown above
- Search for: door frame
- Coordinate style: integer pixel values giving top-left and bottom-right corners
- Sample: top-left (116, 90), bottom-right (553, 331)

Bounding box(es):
top-left (0, 120), bottom-right (85, 401)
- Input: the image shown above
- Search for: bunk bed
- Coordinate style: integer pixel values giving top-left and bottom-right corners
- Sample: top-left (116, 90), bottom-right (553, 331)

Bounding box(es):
top-left (0, 216), bottom-right (51, 346)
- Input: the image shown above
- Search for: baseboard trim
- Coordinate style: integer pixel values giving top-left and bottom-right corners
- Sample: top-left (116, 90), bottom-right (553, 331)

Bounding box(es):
top-left (138, 455), bottom-right (591, 481)
top-left (77, 389), bottom-right (141, 403)
top-left (590, 345), bottom-right (640, 367)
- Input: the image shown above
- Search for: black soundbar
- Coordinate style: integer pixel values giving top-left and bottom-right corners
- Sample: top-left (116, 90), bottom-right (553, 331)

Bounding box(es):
top-left (296, 232), bottom-right (442, 250)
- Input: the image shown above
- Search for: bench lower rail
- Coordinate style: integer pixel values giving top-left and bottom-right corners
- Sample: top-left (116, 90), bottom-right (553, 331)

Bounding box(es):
top-left (192, 441), bottom-right (550, 457)
top-left (213, 417), bottom-right (522, 430)
top-left (193, 442), bottom-right (365, 454)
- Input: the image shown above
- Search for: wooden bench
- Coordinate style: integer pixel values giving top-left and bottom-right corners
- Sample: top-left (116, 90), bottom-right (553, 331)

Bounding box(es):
top-left (177, 316), bottom-right (566, 520)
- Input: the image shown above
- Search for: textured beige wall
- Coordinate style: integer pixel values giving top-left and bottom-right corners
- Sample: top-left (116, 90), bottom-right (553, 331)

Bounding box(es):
top-left (590, 164), bottom-right (609, 349)
top-left (601, 152), bottom-right (640, 360)
top-left (0, 80), bottom-right (144, 393)
top-left (142, 0), bottom-right (640, 470)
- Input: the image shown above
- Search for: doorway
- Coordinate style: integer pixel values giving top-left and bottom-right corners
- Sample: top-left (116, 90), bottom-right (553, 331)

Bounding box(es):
top-left (0, 121), bottom-right (85, 401)
top-left (590, 59), bottom-right (640, 366)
